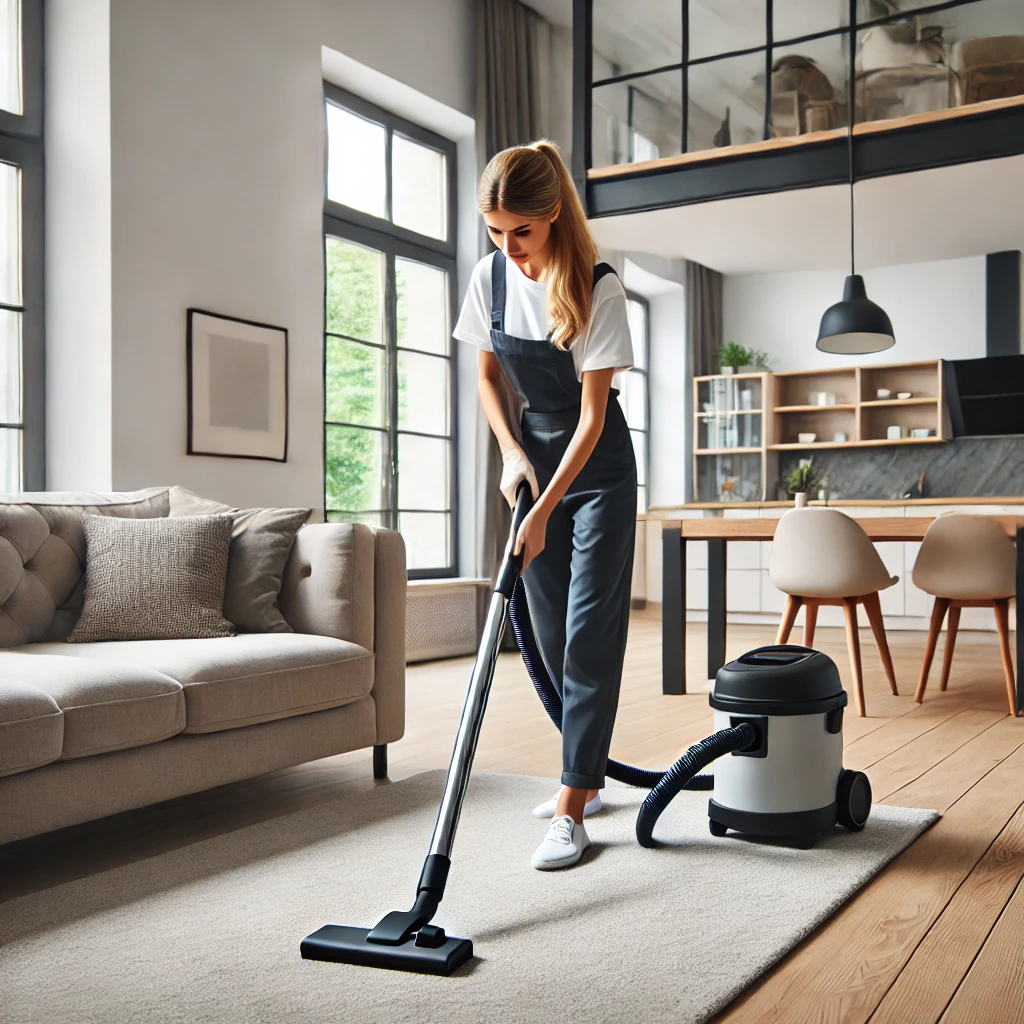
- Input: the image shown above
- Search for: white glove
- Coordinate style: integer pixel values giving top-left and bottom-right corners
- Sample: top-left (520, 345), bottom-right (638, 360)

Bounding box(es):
top-left (499, 448), bottom-right (539, 509)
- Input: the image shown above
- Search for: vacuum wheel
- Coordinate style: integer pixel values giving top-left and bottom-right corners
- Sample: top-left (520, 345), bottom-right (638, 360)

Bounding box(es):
top-left (836, 769), bottom-right (872, 831)
top-left (709, 818), bottom-right (728, 837)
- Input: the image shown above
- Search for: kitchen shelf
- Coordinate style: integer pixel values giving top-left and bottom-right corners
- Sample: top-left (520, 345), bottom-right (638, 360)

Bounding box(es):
top-left (859, 397), bottom-right (937, 407)
top-left (774, 404), bottom-right (856, 413)
top-left (769, 436), bottom-right (946, 450)
top-left (697, 409), bottom-right (763, 416)
top-left (694, 446), bottom-right (762, 455)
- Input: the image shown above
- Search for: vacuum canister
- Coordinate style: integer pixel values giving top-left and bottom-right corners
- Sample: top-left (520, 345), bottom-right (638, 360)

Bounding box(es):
top-left (708, 645), bottom-right (871, 846)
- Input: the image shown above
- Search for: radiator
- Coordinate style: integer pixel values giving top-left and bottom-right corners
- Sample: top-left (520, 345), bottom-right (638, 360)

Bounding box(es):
top-left (405, 578), bottom-right (491, 662)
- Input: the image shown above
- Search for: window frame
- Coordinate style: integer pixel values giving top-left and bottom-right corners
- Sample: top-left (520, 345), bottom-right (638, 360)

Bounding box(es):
top-left (0, 0), bottom-right (43, 491)
top-left (623, 288), bottom-right (650, 513)
top-left (322, 86), bottom-right (459, 579)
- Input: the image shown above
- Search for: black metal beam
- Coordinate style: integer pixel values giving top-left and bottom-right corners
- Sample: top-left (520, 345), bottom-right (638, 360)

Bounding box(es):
top-left (661, 524), bottom-right (686, 695)
top-left (588, 103), bottom-right (1024, 218)
top-left (986, 251), bottom-right (1021, 358)
top-left (571, 0), bottom-right (593, 209)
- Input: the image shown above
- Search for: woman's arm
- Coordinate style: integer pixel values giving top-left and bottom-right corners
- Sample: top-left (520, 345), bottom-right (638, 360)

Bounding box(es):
top-left (477, 349), bottom-right (521, 456)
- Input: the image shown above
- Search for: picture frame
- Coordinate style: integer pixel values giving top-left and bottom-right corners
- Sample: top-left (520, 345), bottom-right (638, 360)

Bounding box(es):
top-left (186, 308), bottom-right (288, 462)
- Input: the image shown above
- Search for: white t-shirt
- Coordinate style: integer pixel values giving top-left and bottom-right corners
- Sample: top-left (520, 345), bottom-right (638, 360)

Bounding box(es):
top-left (453, 252), bottom-right (634, 381)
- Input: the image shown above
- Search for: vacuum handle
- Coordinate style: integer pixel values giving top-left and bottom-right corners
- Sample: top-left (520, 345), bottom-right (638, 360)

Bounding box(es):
top-left (495, 481), bottom-right (534, 598)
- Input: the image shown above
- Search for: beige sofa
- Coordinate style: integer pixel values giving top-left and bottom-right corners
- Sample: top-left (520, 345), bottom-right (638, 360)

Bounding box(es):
top-left (0, 487), bottom-right (406, 846)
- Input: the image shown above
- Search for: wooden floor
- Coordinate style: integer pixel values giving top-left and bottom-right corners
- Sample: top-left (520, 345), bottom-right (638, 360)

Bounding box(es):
top-left (3, 611), bottom-right (1024, 1023)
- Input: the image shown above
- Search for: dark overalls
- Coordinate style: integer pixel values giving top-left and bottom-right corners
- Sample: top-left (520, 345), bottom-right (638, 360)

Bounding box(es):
top-left (489, 250), bottom-right (637, 790)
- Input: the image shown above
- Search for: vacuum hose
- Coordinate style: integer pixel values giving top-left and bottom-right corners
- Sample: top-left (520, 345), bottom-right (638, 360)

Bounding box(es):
top-left (507, 575), bottom-right (760, 844)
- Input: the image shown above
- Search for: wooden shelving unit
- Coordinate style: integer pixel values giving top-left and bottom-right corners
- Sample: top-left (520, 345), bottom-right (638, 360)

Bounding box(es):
top-left (692, 361), bottom-right (950, 502)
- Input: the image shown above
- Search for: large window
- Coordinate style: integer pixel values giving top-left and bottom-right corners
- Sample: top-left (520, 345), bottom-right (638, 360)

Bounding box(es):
top-left (0, 0), bottom-right (42, 492)
top-left (616, 292), bottom-right (650, 514)
top-left (323, 85), bottom-right (457, 577)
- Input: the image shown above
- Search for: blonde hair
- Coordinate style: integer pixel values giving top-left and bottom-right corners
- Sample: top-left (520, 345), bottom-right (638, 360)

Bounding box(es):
top-left (478, 140), bottom-right (598, 351)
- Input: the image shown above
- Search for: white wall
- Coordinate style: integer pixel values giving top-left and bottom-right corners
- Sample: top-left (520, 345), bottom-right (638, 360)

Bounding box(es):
top-left (47, 0), bottom-right (477, 565)
top-left (45, 0), bottom-right (113, 490)
top-left (723, 255), bottom-right (988, 370)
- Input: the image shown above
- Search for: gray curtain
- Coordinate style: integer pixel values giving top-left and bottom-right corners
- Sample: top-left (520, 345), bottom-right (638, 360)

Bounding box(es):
top-left (474, 0), bottom-right (547, 614)
top-left (684, 260), bottom-right (723, 377)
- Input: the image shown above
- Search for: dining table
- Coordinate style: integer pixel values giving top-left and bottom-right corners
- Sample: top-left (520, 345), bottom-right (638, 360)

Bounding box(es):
top-left (659, 514), bottom-right (1024, 716)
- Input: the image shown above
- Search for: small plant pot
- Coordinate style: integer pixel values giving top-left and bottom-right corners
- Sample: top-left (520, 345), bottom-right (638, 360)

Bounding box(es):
top-left (721, 366), bottom-right (736, 376)
top-left (793, 492), bottom-right (808, 508)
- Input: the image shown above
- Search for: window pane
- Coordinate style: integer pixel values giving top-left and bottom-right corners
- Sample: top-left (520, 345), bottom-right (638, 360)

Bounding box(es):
top-left (326, 336), bottom-right (387, 428)
top-left (626, 299), bottom-right (646, 369)
top-left (396, 258), bottom-right (448, 355)
top-left (630, 430), bottom-right (646, 487)
top-left (398, 433), bottom-right (449, 511)
top-left (398, 511), bottom-right (449, 571)
top-left (593, 72), bottom-right (682, 168)
top-left (325, 236), bottom-right (383, 343)
top-left (0, 426), bottom-right (20, 492)
top-left (325, 424), bottom-right (387, 515)
top-left (775, 0), bottom-right (847, 40)
top-left (687, 51), bottom-right (766, 152)
top-left (327, 509), bottom-right (385, 527)
top-left (770, 35), bottom-right (848, 138)
top-left (398, 351), bottom-right (448, 435)
top-left (593, 0), bottom-right (681, 80)
top-left (0, 0), bottom-right (20, 116)
top-left (326, 103), bottom-right (386, 218)
top-left (0, 160), bottom-right (19, 305)
top-left (637, 484), bottom-right (647, 516)
top-left (393, 136), bottom-right (446, 240)
top-left (618, 371), bottom-right (646, 430)
top-left (0, 309), bottom-right (20, 423)
top-left (690, 0), bottom-right (765, 61)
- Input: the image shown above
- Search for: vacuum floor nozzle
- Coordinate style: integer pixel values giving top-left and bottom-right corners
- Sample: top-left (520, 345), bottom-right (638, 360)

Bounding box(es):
top-left (300, 924), bottom-right (473, 976)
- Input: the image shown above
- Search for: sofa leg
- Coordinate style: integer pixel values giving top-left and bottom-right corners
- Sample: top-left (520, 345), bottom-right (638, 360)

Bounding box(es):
top-left (373, 744), bottom-right (388, 780)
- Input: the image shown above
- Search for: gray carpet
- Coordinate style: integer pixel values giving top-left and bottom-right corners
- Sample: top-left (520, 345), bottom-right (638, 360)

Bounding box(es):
top-left (0, 770), bottom-right (937, 1024)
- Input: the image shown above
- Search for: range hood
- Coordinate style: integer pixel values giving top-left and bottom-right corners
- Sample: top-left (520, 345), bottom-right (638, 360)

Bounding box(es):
top-left (944, 355), bottom-right (1024, 437)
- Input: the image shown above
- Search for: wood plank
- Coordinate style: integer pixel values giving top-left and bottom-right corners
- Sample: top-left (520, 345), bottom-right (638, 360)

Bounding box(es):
top-left (717, 743), bottom-right (1024, 1023)
top-left (676, 515), bottom-right (1021, 541)
top-left (646, 496), bottom-right (1024, 513)
top-left (870, 804), bottom-right (1024, 1024)
top-left (938, 874), bottom-right (1024, 1024)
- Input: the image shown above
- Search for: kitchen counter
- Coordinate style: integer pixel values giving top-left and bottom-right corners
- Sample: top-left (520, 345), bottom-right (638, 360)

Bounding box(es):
top-left (644, 496), bottom-right (1024, 514)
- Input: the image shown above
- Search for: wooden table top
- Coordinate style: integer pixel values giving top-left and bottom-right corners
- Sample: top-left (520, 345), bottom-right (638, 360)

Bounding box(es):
top-left (664, 515), bottom-right (1024, 542)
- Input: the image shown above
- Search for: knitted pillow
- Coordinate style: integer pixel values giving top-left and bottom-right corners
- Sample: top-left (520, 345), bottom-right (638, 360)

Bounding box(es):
top-left (66, 513), bottom-right (235, 642)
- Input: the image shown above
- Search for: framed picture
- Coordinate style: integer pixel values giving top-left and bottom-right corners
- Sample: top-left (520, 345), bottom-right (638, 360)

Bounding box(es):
top-left (186, 308), bottom-right (288, 462)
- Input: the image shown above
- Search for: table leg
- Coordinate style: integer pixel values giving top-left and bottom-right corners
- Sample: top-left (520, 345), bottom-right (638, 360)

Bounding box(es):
top-left (661, 525), bottom-right (686, 695)
top-left (1017, 528), bottom-right (1023, 716)
top-left (708, 538), bottom-right (727, 681)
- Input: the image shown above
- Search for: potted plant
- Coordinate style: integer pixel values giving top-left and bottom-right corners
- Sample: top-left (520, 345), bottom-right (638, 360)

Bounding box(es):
top-left (718, 342), bottom-right (749, 376)
top-left (787, 458), bottom-right (825, 508)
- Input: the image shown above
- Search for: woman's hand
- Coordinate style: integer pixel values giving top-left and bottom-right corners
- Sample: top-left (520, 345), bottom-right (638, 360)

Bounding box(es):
top-left (514, 503), bottom-right (550, 571)
top-left (499, 447), bottom-right (539, 508)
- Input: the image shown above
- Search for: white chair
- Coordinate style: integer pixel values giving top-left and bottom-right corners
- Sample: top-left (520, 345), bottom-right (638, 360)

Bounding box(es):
top-left (912, 514), bottom-right (1017, 717)
top-left (769, 508), bottom-right (899, 716)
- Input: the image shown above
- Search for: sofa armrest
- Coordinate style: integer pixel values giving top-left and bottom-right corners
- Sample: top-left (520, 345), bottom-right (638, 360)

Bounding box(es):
top-left (278, 522), bottom-right (406, 745)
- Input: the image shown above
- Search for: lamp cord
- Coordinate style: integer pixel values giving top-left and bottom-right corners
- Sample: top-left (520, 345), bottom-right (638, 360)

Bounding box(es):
top-left (848, 0), bottom-right (856, 277)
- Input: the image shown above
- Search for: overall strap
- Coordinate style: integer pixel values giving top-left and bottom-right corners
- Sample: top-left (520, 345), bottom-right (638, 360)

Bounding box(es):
top-left (593, 262), bottom-right (617, 288)
top-left (490, 250), bottom-right (507, 333)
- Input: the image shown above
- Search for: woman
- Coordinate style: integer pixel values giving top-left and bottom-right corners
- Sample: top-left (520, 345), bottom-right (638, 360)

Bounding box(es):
top-left (453, 140), bottom-right (637, 870)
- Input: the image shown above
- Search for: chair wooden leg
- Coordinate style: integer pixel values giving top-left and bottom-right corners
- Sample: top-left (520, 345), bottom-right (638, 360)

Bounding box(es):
top-left (842, 598), bottom-right (866, 717)
top-left (940, 606), bottom-right (961, 691)
top-left (915, 598), bottom-right (949, 704)
top-left (777, 595), bottom-right (802, 645)
top-left (862, 591), bottom-right (898, 695)
top-left (803, 602), bottom-right (818, 648)
top-left (993, 599), bottom-right (1018, 717)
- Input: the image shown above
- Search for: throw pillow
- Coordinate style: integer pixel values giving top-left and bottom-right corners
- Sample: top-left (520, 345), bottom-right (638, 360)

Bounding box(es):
top-left (66, 513), bottom-right (235, 642)
top-left (167, 486), bottom-right (312, 633)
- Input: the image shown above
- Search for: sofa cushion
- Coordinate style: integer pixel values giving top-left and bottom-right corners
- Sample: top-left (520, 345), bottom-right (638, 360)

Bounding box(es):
top-left (0, 652), bottom-right (185, 760)
top-left (0, 487), bottom-right (170, 647)
top-left (67, 513), bottom-right (235, 642)
top-left (0, 677), bottom-right (63, 777)
top-left (167, 486), bottom-right (312, 634)
top-left (20, 633), bottom-right (374, 734)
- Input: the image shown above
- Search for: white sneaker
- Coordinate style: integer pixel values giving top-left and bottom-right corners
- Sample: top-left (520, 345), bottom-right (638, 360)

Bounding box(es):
top-left (531, 814), bottom-right (590, 871)
top-left (531, 789), bottom-right (602, 819)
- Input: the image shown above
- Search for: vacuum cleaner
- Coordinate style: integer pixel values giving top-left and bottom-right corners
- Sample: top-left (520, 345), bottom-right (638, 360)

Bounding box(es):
top-left (301, 483), bottom-right (871, 975)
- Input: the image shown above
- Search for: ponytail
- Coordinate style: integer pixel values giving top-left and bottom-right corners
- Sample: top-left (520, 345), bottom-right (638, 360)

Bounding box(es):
top-left (477, 140), bottom-right (599, 350)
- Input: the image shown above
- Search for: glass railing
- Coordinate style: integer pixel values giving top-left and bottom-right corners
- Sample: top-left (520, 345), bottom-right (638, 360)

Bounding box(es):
top-left (589, 0), bottom-right (1024, 170)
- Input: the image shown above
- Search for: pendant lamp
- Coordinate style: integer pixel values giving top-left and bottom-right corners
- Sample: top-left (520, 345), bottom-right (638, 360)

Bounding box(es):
top-left (816, 23), bottom-right (895, 354)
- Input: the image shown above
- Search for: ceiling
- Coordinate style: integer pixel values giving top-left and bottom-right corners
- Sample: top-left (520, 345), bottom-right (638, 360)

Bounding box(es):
top-left (588, 153), bottom-right (1024, 275)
